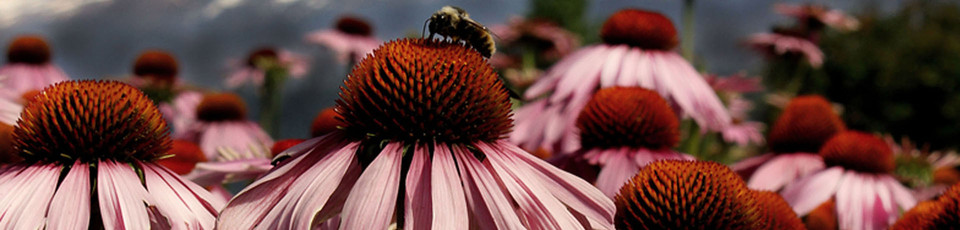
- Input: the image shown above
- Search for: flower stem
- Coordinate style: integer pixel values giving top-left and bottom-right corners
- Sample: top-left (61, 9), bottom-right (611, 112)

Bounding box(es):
top-left (681, 0), bottom-right (697, 61)
top-left (259, 67), bottom-right (287, 137)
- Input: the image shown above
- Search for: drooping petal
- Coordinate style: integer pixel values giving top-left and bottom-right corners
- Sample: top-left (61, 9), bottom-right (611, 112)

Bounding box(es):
top-left (453, 146), bottom-right (525, 229)
top-left (504, 142), bottom-right (615, 229)
top-left (98, 160), bottom-right (153, 230)
top-left (141, 163), bottom-right (220, 229)
top-left (216, 134), bottom-right (352, 229)
top-left (46, 161), bottom-right (91, 230)
top-left (339, 142), bottom-right (404, 229)
top-left (404, 144), bottom-right (433, 229)
top-left (429, 144), bottom-right (468, 229)
top-left (0, 163), bottom-right (59, 229)
top-left (287, 142), bottom-right (360, 229)
top-left (747, 153), bottom-right (824, 191)
top-left (479, 142), bottom-right (586, 229)
top-left (781, 166), bottom-right (845, 215)
top-left (593, 149), bottom-right (638, 198)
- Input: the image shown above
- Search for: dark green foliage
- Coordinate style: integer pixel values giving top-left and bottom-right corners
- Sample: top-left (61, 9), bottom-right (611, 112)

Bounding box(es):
top-left (814, 1), bottom-right (960, 149)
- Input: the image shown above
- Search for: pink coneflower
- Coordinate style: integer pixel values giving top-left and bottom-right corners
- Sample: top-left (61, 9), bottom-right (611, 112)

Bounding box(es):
top-left (217, 39), bottom-right (614, 229)
top-left (615, 160), bottom-right (802, 229)
top-left (514, 9), bottom-right (731, 155)
top-left (745, 32), bottom-right (825, 68)
top-left (782, 131), bottom-right (917, 230)
top-left (176, 93), bottom-right (274, 185)
top-left (559, 86), bottom-right (693, 197)
top-left (706, 73), bottom-right (765, 146)
top-left (0, 35), bottom-right (69, 96)
top-left (0, 80), bottom-right (222, 229)
top-left (731, 95), bottom-right (844, 191)
top-left (306, 15), bottom-right (381, 64)
top-left (225, 47), bottom-right (309, 88)
top-left (129, 49), bottom-right (205, 137)
top-left (774, 3), bottom-right (860, 31)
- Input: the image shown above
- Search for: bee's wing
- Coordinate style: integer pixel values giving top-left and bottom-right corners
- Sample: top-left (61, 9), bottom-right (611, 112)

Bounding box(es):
top-left (463, 20), bottom-right (501, 40)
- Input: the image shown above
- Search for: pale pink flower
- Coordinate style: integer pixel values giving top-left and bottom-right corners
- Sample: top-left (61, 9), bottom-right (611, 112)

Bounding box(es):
top-left (216, 39), bottom-right (614, 229)
top-left (514, 9), bottom-right (731, 155)
top-left (175, 93), bottom-right (274, 185)
top-left (746, 33), bottom-right (825, 68)
top-left (721, 96), bottom-right (765, 146)
top-left (159, 90), bottom-right (203, 137)
top-left (0, 80), bottom-right (222, 229)
top-left (0, 35), bottom-right (69, 96)
top-left (775, 3), bottom-right (860, 31)
top-left (731, 95), bottom-right (844, 191)
top-left (225, 47), bottom-right (309, 88)
top-left (305, 15), bottom-right (380, 64)
top-left (782, 131), bottom-right (916, 230)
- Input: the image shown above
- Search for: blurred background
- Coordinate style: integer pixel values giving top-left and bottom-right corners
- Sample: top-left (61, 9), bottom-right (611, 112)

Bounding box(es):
top-left (2, 0), bottom-right (954, 151)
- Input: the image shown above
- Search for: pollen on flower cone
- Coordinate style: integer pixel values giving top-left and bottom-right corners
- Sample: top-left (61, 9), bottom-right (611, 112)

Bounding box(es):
top-left (820, 131), bottom-right (895, 174)
top-left (20, 90), bottom-right (40, 103)
top-left (336, 16), bottom-right (373, 36)
top-left (752, 191), bottom-right (805, 229)
top-left (614, 160), bottom-right (761, 229)
top-left (13, 80), bottom-right (171, 164)
top-left (6, 35), bottom-right (51, 64)
top-left (577, 86), bottom-right (679, 149)
top-left (337, 38), bottom-right (513, 143)
top-left (133, 50), bottom-right (179, 83)
top-left (892, 183), bottom-right (960, 229)
top-left (157, 140), bottom-right (207, 174)
top-left (600, 9), bottom-right (678, 50)
top-left (196, 93), bottom-right (247, 122)
top-left (311, 107), bottom-right (343, 137)
top-left (768, 95), bottom-right (845, 154)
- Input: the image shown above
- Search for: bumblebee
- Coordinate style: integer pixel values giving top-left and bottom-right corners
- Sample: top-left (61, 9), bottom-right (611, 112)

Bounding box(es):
top-left (424, 5), bottom-right (496, 58)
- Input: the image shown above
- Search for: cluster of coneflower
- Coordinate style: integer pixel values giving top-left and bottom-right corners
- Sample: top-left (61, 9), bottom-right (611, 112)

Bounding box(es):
top-left (0, 5), bottom-right (955, 230)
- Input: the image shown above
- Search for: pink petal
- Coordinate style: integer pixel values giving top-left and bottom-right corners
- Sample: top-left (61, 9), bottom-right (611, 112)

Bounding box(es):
top-left (288, 142), bottom-right (361, 229)
top-left (339, 142), bottom-right (403, 229)
top-left (141, 163), bottom-right (220, 229)
top-left (615, 48), bottom-right (641, 86)
top-left (98, 160), bottom-right (153, 230)
top-left (835, 171), bottom-right (866, 230)
top-left (479, 142), bottom-right (586, 229)
top-left (216, 135), bottom-right (354, 229)
top-left (882, 175), bottom-right (917, 212)
top-left (46, 161), bottom-right (91, 230)
top-left (0, 164), bottom-right (59, 229)
top-left (504, 142), bottom-right (615, 229)
top-left (429, 144), bottom-right (468, 229)
top-left (747, 153), bottom-right (824, 191)
top-left (729, 153), bottom-right (775, 178)
top-left (453, 146), bottom-right (525, 229)
top-left (598, 45), bottom-right (629, 87)
top-left (403, 145), bottom-right (433, 229)
top-left (781, 166), bottom-right (845, 215)
top-left (549, 46), bottom-right (606, 104)
top-left (593, 149), bottom-right (639, 198)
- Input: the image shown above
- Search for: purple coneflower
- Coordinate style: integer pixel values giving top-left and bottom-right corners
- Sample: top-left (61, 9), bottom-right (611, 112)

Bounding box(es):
top-left (0, 80), bottom-right (222, 229)
top-left (557, 86), bottom-right (693, 198)
top-left (217, 38), bottom-right (614, 229)
top-left (782, 131), bottom-right (917, 230)
top-left (732, 95), bottom-right (844, 191)
top-left (513, 8), bottom-right (731, 155)
top-left (745, 32), bottom-right (825, 68)
top-left (0, 35), bottom-right (69, 96)
top-left (176, 93), bottom-right (274, 185)
top-left (705, 73), bottom-right (765, 146)
top-left (306, 15), bottom-right (381, 64)
top-left (129, 49), bottom-right (205, 137)
top-left (615, 160), bottom-right (802, 229)
top-left (225, 47), bottom-right (309, 89)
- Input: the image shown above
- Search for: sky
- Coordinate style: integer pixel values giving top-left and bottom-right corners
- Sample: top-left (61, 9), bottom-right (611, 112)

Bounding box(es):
top-left (0, 0), bottom-right (902, 139)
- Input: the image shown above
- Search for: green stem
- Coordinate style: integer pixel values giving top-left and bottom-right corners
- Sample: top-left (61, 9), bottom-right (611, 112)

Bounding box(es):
top-left (681, 0), bottom-right (696, 61)
top-left (784, 64), bottom-right (809, 96)
top-left (259, 67), bottom-right (286, 137)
